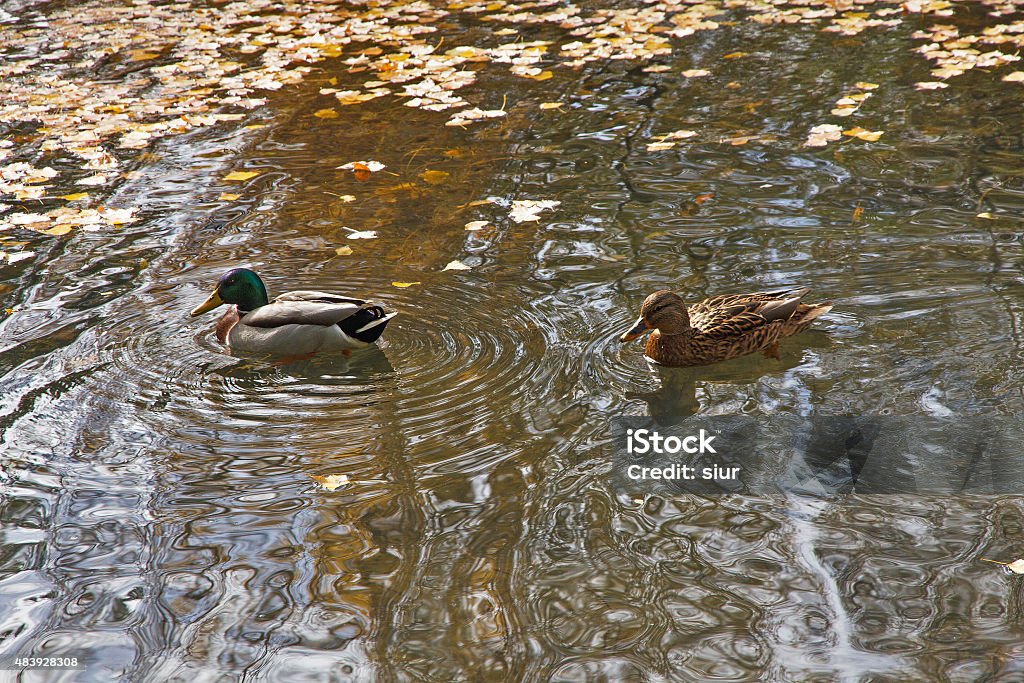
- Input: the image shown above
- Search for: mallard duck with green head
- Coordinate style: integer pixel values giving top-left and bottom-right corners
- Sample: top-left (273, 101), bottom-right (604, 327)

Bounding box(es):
top-left (620, 287), bottom-right (831, 367)
top-left (191, 268), bottom-right (396, 356)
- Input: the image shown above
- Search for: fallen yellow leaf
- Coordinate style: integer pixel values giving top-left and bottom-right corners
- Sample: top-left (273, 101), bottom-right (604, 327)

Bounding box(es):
top-left (310, 473), bottom-right (349, 491)
top-left (43, 224), bottom-right (73, 236)
top-left (391, 281), bottom-right (420, 288)
top-left (335, 245), bottom-right (354, 255)
top-left (61, 192), bottom-right (89, 201)
top-left (314, 108), bottom-right (339, 119)
top-left (442, 260), bottom-right (471, 271)
top-left (127, 49), bottom-right (161, 62)
top-left (464, 220), bottom-right (491, 231)
top-left (223, 171), bottom-right (260, 181)
top-left (218, 193), bottom-right (241, 201)
top-left (976, 212), bottom-right (995, 219)
top-left (420, 170), bottom-right (450, 185)
top-left (843, 127), bottom-right (884, 142)
top-left (528, 70), bottom-right (554, 81)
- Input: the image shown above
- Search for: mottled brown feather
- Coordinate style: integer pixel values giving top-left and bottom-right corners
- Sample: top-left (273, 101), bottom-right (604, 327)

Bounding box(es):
top-left (626, 288), bottom-right (832, 367)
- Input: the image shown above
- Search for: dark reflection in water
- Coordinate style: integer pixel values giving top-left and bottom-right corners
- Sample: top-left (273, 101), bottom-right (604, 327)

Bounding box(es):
top-left (4, 3), bottom-right (1024, 682)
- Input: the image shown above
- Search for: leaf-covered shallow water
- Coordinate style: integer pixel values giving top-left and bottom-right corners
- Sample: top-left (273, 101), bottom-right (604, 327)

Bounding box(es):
top-left (4, 0), bottom-right (1024, 681)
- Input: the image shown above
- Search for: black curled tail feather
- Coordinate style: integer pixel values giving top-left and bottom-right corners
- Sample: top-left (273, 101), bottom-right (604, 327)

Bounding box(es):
top-left (338, 305), bottom-right (393, 343)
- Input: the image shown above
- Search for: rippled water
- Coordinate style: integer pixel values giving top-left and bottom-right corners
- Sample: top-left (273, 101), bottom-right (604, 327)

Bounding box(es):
top-left (5, 2), bottom-right (1024, 682)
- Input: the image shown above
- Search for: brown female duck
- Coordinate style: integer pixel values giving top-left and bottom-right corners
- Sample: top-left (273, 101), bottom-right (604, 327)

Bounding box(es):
top-left (620, 287), bottom-right (832, 367)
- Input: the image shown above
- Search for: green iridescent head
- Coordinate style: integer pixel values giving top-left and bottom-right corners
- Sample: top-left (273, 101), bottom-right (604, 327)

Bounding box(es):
top-left (190, 268), bottom-right (270, 316)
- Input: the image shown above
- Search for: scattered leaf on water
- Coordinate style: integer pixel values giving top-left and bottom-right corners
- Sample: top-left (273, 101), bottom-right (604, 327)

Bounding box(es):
top-left (6, 251), bottom-right (36, 264)
top-left (420, 170), bottom-right (450, 185)
top-left (721, 135), bottom-right (757, 146)
top-left (1002, 72), bottom-right (1024, 82)
top-left (346, 229), bottom-right (378, 239)
top-left (694, 193), bottom-right (715, 205)
top-left (981, 558), bottom-right (1024, 574)
top-left (314, 108), bottom-right (339, 118)
top-left (852, 205), bottom-right (864, 221)
top-left (843, 126), bottom-right (884, 141)
top-left (977, 212), bottom-right (995, 219)
top-left (723, 51), bottom-right (747, 59)
top-left (310, 473), bottom-right (350, 491)
top-left (218, 193), bottom-right (241, 201)
top-left (647, 141), bottom-right (677, 151)
top-left (43, 224), bottom-right (73, 236)
top-left (465, 220), bottom-right (491, 231)
top-left (539, 102), bottom-right (563, 110)
top-left (339, 160), bottom-right (386, 173)
top-left (335, 245), bottom-right (354, 255)
top-left (223, 170), bottom-right (261, 181)
top-left (442, 259), bottom-right (471, 271)
top-left (61, 192), bottom-right (89, 201)
top-left (915, 81), bottom-right (949, 90)
top-left (509, 199), bottom-right (560, 223)
top-left (391, 281), bottom-right (420, 287)
top-left (127, 49), bottom-right (161, 62)
top-left (682, 69), bottom-right (711, 77)
top-left (805, 123), bottom-right (843, 147)
top-left (76, 174), bottom-right (108, 186)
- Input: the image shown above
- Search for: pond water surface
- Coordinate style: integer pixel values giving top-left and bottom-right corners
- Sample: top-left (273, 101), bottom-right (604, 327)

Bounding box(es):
top-left (3, 0), bottom-right (1024, 681)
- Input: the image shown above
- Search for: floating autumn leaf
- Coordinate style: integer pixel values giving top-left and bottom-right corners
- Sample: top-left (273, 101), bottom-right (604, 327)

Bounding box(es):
top-left (643, 65), bottom-right (672, 73)
top-left (310, 473), bottom-right (349, 491)
top-left (420, 170), bottom-right (450, 185)
top-left (721, 135), bottom-right (757, 146)
top-left (442, 259), bottom-right (471, 271)
top-left (337, 195), bottom-right (356, 203)
top-left (345, 228), bottom-right (378, 239)
top-left (852, 205), bottom-right (864, 221)
top-left (981, 558), bottom-right (1024, 574)
top-left (446, 107), bottom-right (507, 127)
top-left (805, 123), bottom-right (843, 147)
top-left (464, 220), bottom-right (491, 231)
top-left (4, 251), bottom-right (36, 264)
top-left (1002, 72), bottom-right (1024, 82)
top-left (127, 49), bottom-right (161, 62)
top-left (76, 174), bottom-right (108, 186)
top-left (98, 207), bottom-right (139, 224)
top-left (682, 69), bottom-right (711, 77)
top-left (976, 212), bottom-right (995, 219)
top-left (391, 281), bottom-right (420, 287)
top-left (648, 129), bottom-right (697, 151)
top-left (855, 82), bottom-right (879, 90)
top-left (915, 81), bottom-right (948, 90)
top-left (509, 199), bottom-right (560, 223)
top-left (338, 160), bottom-right (386, 173)
top-left (61, 192), bottom-right (89, 201)
top-left (43, 224), bottom-right (73, 236)
top-left (539, 102), bottom-right (563, 110)
top-left (843, 126), bottom-right (884, 141)
top-left (831, 106), bottom-right (858, 117)
top-left (722, 51), bottom-right (747, 59)
top-left (218, 193), bottom-right (241, 201)
top-left (314, 108), bottom-right (339, 118)
top-left (335, 245), bottom-right (354, 255)
top-left (223, 170), bottom-right (261, 181)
